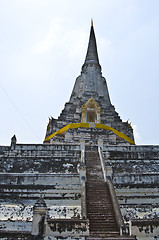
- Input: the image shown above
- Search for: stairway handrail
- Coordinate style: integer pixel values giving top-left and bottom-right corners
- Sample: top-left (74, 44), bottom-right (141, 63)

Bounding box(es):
top-left (98, 147), bottom-right (125, 235)
top-left (98, 147), bottom-right (107, 182)
top-left (107, 177), bottom-right (125, 235)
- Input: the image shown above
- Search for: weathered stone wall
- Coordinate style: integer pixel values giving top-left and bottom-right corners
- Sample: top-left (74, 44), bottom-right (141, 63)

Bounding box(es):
top-left (0, 143), bottom-right (82, 236)
top-left (0, 174), bottom-right (81, 216)
top-left (103, 145), bottom-right (159, 176)
top-left (0, 220), bottom-right (32, 234)
top-left (1, 142), bottom-right (159, 239)
top-left (0, 144), bottom-right (80, 173)
top-left (0, 173), bottom-right (81, 203)
top-left (103, 145), bottom-right (159, 224)
top-left (45, 219), bottom-right (89, 238)
top-left (131, 219), bottom-right (159, 240)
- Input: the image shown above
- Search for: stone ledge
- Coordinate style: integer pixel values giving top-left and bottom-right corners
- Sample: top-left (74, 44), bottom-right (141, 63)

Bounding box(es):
top-left (131, 218), bottom-right (159, 226)
top-left (46, 218), bottom-right (89, 237)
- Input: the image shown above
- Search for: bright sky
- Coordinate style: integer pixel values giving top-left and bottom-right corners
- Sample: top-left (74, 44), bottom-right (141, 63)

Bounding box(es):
top-left (0, 0), bottom-right (159, 145)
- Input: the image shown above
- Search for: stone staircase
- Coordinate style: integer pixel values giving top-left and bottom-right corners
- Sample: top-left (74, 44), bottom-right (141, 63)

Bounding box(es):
top-left (85, 150), bottom-right (135, 240)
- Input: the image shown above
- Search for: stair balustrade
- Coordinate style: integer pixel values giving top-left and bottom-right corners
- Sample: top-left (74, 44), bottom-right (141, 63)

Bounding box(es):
top-left (98, 146), bottom-right (126, 236)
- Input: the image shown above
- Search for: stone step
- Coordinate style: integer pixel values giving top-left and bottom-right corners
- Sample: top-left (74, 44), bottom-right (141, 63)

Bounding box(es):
top-left (87, 209), bottom-right (114, 212)
top-left (87, 169), bottom-right (102, 172)
top-left (87, 199), bottom-right (112, 201)
top-left (90, 226), bottom-right (117, 229)
top-left (88, 212), bottom-right (115, 215)
top-left (87, 237), bottom-right (136, 240)
top-left (86, 177), bottom-right (104, 179)
top-left (87, 204), bottom-right (113, 207)
top-left (89, 223), bottom-right (117, 228)
top-left (89, 226), bottom-right (117, 229)
top-left (87, 188), bottom-right (105, 191)
top-left (88, 217), bottom-right (115, 220)
top-left (90, 231), bottom-right (119, 234)
top-left (87, 188), bottom-right (108, 190)
top-left (89, 224), bottom-right (117, 228)
top-left (86, 187), bottom-right (107, 190)
top-left (88, 216), bottom-right (115, 219)
top-left (87, 190), bottom-right (110, 193)
top-left (86, 198), bottom-right (111, 201)
top-left (86, 201), bottom-right (113, 205)
top-left (87, 187), bottom-right (108, 190)
top-left (86, 184), bottom-right (108, 188)
top-left (87, 207), bottom-right (114, 211)
top-left (87, 203), bottom-right (113, 206)
top-left (89, 222), bottom-right (116, 225)
top-left (89, 217), bottom-right (115, 220)
top-left (87, 196), bottom-right (111, 199)
top-left (90, 230), bottom-right (119, 234)
top-left (87, 193), bottom-right (110, 195)
top-left (87, 202), bottom-right (113, 207)
top-left (88, 214), bottom-right (115, 218)
top-left (90, 228), bottom-right (118, 232)
top-left (89, 220), bottom-right (116, 225)
top-left (90, 231), bottom-right (119, 236)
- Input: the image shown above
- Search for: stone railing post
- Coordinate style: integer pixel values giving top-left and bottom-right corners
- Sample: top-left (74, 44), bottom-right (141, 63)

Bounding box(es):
top-left (10, 135), bottom-right (17, 150)
top-left (80, 140), bottom-right (85, 163)
top-left (98, 138), bottom-right (103, 150)
top-left (31, 198), bottom-right (48, 237)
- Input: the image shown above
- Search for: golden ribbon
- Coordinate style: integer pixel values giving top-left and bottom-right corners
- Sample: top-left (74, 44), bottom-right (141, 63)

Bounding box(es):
top-left (44, 123), bottom-right (135, 145)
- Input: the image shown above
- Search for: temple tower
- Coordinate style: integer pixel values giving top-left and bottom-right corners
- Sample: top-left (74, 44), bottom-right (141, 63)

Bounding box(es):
top-left (45, 22), bottom-right (134, 146)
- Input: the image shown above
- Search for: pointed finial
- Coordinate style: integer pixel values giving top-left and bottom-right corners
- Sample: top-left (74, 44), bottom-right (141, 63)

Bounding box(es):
top-left (91, 19), bottom-right (93, 27)
top-left (81, 18), bottom-right (101, 73)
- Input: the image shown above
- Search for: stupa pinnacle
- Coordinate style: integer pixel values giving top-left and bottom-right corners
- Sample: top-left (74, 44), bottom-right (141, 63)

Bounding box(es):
top-left (82, 20), bottom-right (101, 72)
top-left (69, 21), bottom-right (110, 105)
top-left (45, 22), bottom-right (134, 145)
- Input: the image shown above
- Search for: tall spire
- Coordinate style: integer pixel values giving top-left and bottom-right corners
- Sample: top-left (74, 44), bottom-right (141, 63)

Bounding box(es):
top-left (82, 20), bottom-right (101, 72)
top-left (91, 18), bottom-right (93, 27)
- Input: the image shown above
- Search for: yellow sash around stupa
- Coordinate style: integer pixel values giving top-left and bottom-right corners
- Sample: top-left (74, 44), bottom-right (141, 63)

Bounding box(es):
top-left (44, 123), bottom-right (135, 145)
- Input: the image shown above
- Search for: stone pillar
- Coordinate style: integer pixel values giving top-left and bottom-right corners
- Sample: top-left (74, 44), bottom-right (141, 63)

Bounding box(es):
top-left (129, 220), bottom-right (132, 236)
top-left (80, 140), bottom-right (85, 151)
top-left (106, 166), bottom-right (113, 178)
top-left (98, 138), bottom-right (103, 150)
top-left (10, 135), bottom-right (17, 150)
top-left (80, 140), bottom-right (85, 164)
top-left (31, 198), bottom-right (48, 237)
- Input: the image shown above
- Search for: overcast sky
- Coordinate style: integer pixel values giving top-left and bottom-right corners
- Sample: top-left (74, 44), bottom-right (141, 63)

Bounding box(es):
top-left (0, 0), bottom-right (159, 145)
